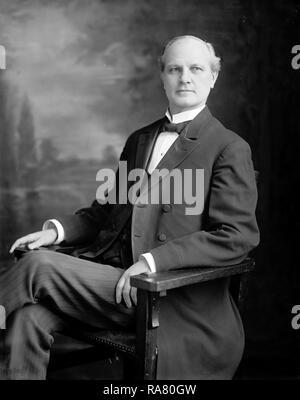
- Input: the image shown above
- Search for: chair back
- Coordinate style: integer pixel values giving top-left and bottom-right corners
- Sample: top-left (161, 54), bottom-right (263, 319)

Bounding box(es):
top-left (229, 169), bottom-right (259, 313)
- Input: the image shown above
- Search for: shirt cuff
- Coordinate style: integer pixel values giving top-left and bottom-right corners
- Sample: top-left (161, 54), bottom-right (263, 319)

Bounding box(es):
top-left (139, 253), bottom-right (156, 273)
top-left (42, 219), bottom-right (65, 245)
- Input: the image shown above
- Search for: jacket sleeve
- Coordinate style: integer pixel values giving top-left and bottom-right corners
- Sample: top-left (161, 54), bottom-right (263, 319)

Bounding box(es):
top-left (149, 139), bottom-right (260, 272)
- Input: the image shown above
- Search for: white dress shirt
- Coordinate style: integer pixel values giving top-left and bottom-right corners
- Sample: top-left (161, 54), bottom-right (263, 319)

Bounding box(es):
top-left (43, 105), bottom-right (206, 272)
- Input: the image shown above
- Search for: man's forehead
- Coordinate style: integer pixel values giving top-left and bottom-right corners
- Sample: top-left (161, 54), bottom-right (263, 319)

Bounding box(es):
top-left (164, 38), bottom-right (210, 63)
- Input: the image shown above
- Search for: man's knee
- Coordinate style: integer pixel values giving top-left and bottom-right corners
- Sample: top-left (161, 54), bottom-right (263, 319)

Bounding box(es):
top-left (9, 304), bottom-right (62, 334)
top-left (17, 249), bottom-right (57, 277)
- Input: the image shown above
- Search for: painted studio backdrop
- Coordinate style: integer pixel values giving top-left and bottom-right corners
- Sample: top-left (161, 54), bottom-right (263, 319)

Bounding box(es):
top-left (0, 0), bottom-right (299, 378)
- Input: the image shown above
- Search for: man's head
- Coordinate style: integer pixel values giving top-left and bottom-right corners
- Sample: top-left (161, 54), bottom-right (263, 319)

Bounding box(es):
top-left (159, 35), bottom-right (221, 114)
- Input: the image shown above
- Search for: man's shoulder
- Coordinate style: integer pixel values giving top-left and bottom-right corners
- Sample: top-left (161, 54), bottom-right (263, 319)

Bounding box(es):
top-left (133, 117), bottom-right (165, 135)
top-left (208, 112), bottom-right (251, 151)
top-left (123, 117), bottom-right (164, 147)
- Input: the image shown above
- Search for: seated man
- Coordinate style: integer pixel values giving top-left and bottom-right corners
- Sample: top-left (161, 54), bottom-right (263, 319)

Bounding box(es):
top-left (0, 35), bottom-right (259, 380)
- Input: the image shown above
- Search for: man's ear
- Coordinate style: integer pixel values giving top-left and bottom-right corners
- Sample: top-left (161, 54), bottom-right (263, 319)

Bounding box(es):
top-left (210, 71), bottom-right (219, 89)
top-left (160, 72), bottom-right (166, 90)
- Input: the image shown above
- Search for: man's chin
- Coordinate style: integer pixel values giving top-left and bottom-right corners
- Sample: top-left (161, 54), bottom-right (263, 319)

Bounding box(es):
top-left (171, 101), bottom-right (203, 113)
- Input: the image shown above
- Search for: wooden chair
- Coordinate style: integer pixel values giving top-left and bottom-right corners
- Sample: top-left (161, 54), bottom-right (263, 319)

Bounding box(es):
top-left (14, 246), bottom-right (255, 380)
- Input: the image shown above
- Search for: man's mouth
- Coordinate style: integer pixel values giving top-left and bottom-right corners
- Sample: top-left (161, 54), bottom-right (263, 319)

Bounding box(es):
top-left (177, 89), bottom-right (195, 93)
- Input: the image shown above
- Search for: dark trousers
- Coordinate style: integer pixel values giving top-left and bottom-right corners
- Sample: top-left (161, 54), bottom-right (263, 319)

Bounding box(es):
top-left (0, 249), bottom-right (135, 379)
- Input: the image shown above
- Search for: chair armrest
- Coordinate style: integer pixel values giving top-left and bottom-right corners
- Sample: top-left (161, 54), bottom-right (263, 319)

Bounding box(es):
top-left (130, 258), bottom-right (255, 293)
top-left (13, 248), bottom-right (254, 293)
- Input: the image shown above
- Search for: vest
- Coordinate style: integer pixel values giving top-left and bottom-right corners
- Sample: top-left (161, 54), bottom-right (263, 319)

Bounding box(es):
top-left (80, 121), bottom-right (190, 269)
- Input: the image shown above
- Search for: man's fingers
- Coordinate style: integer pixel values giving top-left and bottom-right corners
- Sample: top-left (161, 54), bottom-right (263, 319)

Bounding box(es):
top-left (9, 232), bottom-right (46, 254)
top-left (27, 239), bottom-right (44, 250)
top-left (116, 274), bottom-right (126, 304)
top-left (131, 287), bottom-right (137, 306)
top-left (122, 277), bottom-right (132, 308)
top-left (9, 241), bottom-right (21, 254)
top-left (9, 235), bottom-right (35, 253)
top-left (116, 273), bottom-right (133, 308)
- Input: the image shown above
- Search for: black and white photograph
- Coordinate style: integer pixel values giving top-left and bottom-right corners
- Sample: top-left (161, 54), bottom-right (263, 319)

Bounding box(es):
top-left (0, 0), bottom-right (299, 388)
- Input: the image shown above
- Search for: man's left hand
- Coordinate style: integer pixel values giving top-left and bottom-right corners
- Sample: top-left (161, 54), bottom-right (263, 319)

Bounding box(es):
top-left (116, 260), bottom-right (152, 308)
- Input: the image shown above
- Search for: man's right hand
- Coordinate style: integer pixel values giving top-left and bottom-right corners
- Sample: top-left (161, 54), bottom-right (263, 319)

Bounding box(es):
top-left (9, 229), bottom-right (58, 254)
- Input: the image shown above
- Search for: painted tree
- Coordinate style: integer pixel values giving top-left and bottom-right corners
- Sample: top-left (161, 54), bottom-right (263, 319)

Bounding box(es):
top-left (17, 94), bottom-right (37, 186)
top-left (0, 71), bottom-right (18, 188)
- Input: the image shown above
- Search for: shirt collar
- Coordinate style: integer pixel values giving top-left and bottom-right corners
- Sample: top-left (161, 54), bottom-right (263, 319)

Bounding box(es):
top-left (165, 104), bottom-right (206, 124)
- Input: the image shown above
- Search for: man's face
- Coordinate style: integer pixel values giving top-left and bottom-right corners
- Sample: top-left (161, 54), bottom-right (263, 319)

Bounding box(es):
top-left (161, 38), bottom-right (218, 114)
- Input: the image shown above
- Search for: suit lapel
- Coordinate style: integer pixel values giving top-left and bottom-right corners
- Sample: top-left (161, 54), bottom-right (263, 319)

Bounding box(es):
top-left (141, 106), bottom-right (213, 195)
top-left (157, 106), bottom-right (213, 168)
top-left (134, 119), bottom-right (164, 171)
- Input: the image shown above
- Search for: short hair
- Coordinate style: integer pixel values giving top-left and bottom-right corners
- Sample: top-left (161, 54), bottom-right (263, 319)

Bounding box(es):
top-left (158, 35), bottom-right (221, 74)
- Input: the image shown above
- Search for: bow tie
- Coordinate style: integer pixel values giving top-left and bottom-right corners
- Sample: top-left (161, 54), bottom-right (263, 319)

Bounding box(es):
top-left (162, 120), bottom-right (190, 134)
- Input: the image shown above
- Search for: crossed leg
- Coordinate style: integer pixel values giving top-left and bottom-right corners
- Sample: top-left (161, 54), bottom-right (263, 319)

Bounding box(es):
top-left (0, 249), bottom-right (135, 379)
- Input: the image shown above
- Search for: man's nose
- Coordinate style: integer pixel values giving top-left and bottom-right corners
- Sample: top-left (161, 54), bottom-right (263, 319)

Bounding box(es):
top-left (180, 68), bottom-right (192, 83)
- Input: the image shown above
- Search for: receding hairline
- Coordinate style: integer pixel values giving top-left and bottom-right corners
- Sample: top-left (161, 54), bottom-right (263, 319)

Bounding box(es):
top-left (159, 35), bottom-right (221, 74)
top-left (163, 35), bottom-right (209, 53)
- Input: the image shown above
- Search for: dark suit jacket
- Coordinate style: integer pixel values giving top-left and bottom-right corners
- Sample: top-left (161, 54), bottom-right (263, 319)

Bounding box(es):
top-left (59, 107), bottom-right (259, 379)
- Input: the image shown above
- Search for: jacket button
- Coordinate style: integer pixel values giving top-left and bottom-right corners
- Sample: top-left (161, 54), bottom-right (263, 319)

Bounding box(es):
top-left (158, 233), bottom-right (167, 242)
top-left (162, 204), bottom-right (171, 213)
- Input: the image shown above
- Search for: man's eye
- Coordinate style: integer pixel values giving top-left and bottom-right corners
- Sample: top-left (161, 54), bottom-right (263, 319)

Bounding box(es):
top-left (169, 67), bottom-right (180, 72)
top-left (191, 66), bottom-right (203, 72)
